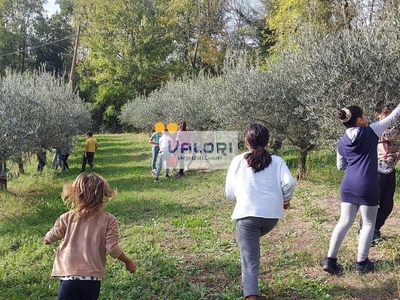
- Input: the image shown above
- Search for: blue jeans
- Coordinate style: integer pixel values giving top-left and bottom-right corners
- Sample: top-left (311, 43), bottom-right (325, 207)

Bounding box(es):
top-left (151, 145), bottom-right (160, 170)
top-left (58, 280), bottom-right (101, 300)
top-left (236, 217), bottom-right (279, 298)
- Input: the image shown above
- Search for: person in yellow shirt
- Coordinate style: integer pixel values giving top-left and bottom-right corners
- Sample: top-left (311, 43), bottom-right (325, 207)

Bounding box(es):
top-left (81, 131), bottom-right (98, 172)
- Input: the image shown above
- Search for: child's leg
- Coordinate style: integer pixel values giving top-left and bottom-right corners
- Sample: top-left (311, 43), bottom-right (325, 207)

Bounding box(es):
top-left (327, 202), bottom-right (358, 258)
top-left (152, 146), bottom-right (159, 170)
top-left (178, 157), bottom-right (184, 175)
top-left (87, 152), bottom-right (95, 168)
top-left (376, 172), bottom-right (395, 231)
top-left (52, 154), bottom-right (58, 168)
top-left (81, 153), bottom-right (88, 172)
top-left (358, 205), bottom-right (378, 261)
top-left (163, 153), bottom-right (171, 176)
top-left (62, 154), bottom-right (70, 170)
top-left (236, 217), bottom-right (278, 299)
top-left (64, 154), bottom-right (70, 170)
top-left (155, 151), bottom-right (163, 178)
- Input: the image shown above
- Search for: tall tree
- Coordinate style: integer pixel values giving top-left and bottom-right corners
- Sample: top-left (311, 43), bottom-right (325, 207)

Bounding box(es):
top-left (224, 0), bottom-right (274, 59)
top-left (0, 0), bottom-right (45, 73)
top-left (165, 0), bottom-right (228, 75)
top-left (57, 0), bottom-right (73, 16)
top-left (28, 12), bottom-right (73, 74)
top-left (265, 0), bottom-right (353, 52)
top-left (73, 0), bottom-right (176, 131)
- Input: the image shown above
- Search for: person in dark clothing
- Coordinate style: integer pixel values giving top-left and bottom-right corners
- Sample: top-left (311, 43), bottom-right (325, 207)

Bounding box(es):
top-left (37, 146), bottom-right (47, 174)
top-left (60, 133), bottom-right (72, 171)
top-left (373, 104), bottom-right (400, 244)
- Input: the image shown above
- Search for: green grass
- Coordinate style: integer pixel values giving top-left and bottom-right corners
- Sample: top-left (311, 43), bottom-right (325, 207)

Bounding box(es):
top-left (1, 133), bottom-right (400, 299)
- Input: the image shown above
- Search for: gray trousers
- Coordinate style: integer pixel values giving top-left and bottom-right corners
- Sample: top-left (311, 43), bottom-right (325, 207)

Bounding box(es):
top-left (236, 217), bottom-right (279, 298)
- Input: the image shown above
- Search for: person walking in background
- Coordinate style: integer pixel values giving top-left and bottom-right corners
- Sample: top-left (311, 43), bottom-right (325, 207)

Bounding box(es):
top-left (154, 129), bottom-right (173, 182)
top-left (225, 123), bottom-right (296, 300)
top-left (52, 147), bottom-right (62, 169)
top-left (323, 104), bottom-right (400, 275)
top-left (149, 130), bottom-right (162, 175)
top-left (37, 146), bottom-right (47, 174)
top-left (60, 133), bottom-right (72, 171)
top-left (175, 120), bottom-right (188, 178)
top-left (44, 173), bottom-right (136, 300)
top-left (81, 131), bottom-right (98, 173)
top-left (373, 103), bottom-right (400, 244)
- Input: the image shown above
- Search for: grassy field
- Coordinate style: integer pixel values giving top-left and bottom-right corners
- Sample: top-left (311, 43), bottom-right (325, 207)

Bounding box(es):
top-left (1, 133), bottom-right (400, 299)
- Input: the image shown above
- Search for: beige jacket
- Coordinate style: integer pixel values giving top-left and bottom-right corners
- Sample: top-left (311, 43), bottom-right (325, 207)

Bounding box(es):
top-left (45, 211), bottom-right (123, 279)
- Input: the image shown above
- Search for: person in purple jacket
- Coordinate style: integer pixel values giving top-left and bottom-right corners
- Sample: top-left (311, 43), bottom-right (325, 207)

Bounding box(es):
top-left (323, 104), bottom-right (400, 275)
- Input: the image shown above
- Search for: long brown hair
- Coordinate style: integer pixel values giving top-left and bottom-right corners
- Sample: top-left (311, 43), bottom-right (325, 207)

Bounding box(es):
top-left (179, 120), bottom-right (187, 131)
top-left (62, 173), bottom-right (116, 217)
top-left (244, 123), bottom-right (272, 172)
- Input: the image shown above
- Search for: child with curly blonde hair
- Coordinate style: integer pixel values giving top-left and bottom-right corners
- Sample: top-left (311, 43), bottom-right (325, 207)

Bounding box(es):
top-left (44, 173), bottom-right (136, 300)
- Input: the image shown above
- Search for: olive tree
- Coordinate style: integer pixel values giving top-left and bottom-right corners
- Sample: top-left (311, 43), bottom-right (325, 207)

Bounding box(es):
top-left (256, 10), bottom-right (400, 179)
top-left (120, 72), bottom-right (228, 131)
top-left (0, 69), bottom-right (91, 189)
top-left (217, 10), bottom-right (400, 180)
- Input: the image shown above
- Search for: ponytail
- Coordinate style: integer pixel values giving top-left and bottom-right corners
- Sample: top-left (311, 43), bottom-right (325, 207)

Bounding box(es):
top-left (244, 146), bottom-right (272, 172)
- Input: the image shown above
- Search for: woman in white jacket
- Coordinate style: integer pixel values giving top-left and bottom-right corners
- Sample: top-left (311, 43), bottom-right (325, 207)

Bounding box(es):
top-left (225, 123), bottom-right (296, 300)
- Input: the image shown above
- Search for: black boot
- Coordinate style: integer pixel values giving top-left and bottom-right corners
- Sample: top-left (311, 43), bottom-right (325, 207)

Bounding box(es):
top-left (323, 257), bottom-right (343, 275)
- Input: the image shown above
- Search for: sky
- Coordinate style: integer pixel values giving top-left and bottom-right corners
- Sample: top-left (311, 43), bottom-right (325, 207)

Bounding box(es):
top-left (43, 0), bottom-right (60, 17)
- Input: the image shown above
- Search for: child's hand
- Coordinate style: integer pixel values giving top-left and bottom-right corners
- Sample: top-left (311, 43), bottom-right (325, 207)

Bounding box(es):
top-left (125, 259), bottom-right (136, 274)
top-left (117, 252), bottom-right (136, 273)
top-left (284, 202), bottom-right (290, 210)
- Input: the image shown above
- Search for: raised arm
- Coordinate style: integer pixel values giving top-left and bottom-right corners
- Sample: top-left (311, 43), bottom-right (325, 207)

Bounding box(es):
top-left (370, 104), bottom-right (400, 137)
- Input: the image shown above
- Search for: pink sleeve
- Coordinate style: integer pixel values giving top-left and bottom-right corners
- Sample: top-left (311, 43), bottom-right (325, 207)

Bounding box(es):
top-left (105, 215), bottom-right (123, 258)
top-left (45, 214), bottom-right (68, 243)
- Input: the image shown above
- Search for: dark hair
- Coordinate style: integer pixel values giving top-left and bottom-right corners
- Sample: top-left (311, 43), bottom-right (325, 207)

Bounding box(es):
top-left (384, 103), bottom-right (395, 112)
top-left (87, 131), bottom-right (93, 137)
top-left (375, 100), bottom-right (384, 115)
top-left (375, 101), bottom-right (395, 115)
top-left (244, 124), bottom-right (272, 172)
top-left (337, 106), bottom-right (363, 128)
top-left (179, 120), bottom-right (187, 131)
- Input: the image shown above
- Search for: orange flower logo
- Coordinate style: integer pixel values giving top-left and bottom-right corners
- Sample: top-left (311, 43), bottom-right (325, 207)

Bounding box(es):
top-left (154, 122), bottom-right (179, 133)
